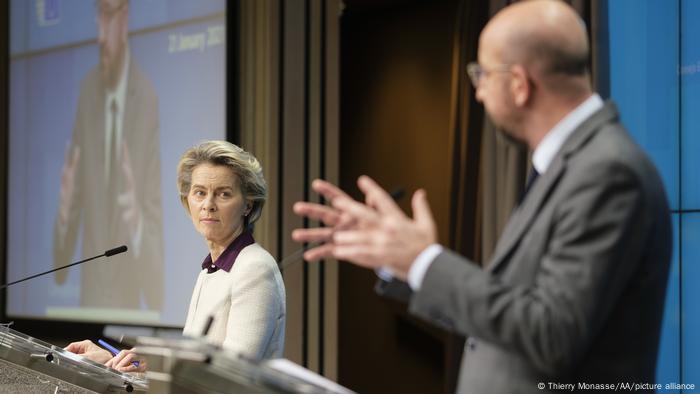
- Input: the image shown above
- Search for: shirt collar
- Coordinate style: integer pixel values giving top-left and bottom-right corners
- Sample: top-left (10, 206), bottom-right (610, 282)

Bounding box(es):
top-left (105, 48), bottom-right (130, 111)
top-left (201, 231), bottom-right (255, 273)
top-left (531, 93), bottom-right (604, 174)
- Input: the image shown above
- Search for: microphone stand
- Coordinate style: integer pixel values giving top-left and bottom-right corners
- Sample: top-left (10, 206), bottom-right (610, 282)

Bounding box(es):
top-left (0, 245), bottom-right (128, 290)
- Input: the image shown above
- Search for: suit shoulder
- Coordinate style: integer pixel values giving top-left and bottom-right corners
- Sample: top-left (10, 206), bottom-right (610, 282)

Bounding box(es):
top-left (235, 244), bottom-right (279, 272)
top-left (573, 124), bottom-right (662, 188)
top-left (77, 66), bottom-right (103, 99)
top-left (562, 124), bottom-right (670, 220)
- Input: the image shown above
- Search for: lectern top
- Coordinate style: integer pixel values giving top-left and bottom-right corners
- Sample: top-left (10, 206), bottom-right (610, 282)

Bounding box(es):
top-left (0, 325), bottom-right (148, 392)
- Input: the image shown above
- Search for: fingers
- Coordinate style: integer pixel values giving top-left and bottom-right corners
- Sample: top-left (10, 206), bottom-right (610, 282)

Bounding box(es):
top-left (60, 144), bottom-right (80, 200)
top-left (311, 179), bottom-right (351, 201)
top-left (357, 175), bottom-right (403, 216)
top-left (65, 339), bottom-right (94, 354)
top-left (293, 178), bottom-right (399, 267)
top-left (105, 349), bottom-right (130, 368)
top-left (293, 202), bottom-right (341, 227)
top-left (117, 192), bottom-right (136, 219)
top-left (331, 230), bottom-right (382, 268)
top-left (65, 340), bottom-right (112, 363)
top-left (332, 195), bottom-right (379, 226)
top-left (303, 243), bottom-right (335, 262)
top-left (117, 192), bottom-right (132, 206)
top-left (120, 142), bottom-right (135, 188)
top-left (411, 189), bottom-right (436, 231)
top-left (113, 351), bottom-right (135, 369)
top-left (107, 349), bottom-right (146, 373)
top-left (292, 227), bottom-right (333, 243)
top-left (333, 229), bottom-right (372, 245)
top-left (292, 177), bottom-right (436, 275)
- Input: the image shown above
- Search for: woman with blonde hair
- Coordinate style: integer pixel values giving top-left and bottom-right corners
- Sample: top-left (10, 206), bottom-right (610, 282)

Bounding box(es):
top-left (67, 141), bottom-right (285, 371)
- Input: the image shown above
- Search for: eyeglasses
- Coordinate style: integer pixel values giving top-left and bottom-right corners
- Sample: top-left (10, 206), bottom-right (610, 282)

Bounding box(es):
top-left (466, 62), bottom-right (512, 88)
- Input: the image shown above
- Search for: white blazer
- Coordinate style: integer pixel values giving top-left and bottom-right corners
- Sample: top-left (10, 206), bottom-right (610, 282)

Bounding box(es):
top-left (183, 243), bottom-right (286, 359)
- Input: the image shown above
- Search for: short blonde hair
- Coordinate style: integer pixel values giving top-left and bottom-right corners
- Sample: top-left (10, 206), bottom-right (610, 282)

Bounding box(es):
top-left (177, 140), bottom-right (267, 229)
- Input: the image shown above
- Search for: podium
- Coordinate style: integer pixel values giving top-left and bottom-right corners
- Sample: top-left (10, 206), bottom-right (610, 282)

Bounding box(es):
top-left (0, 325), bottom-right (147, 393)
top-left (133, 336), bottom-right (355, 394)
top-left (0, 325), bottom-right (355, 393)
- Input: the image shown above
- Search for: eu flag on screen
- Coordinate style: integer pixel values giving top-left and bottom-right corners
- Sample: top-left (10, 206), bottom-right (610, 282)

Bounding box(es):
top-left (36, 0), bottom-right (61, 26)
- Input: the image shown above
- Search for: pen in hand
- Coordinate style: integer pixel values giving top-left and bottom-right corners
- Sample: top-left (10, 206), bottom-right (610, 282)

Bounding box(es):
top-left (97, 338), bottom-right (140, 368)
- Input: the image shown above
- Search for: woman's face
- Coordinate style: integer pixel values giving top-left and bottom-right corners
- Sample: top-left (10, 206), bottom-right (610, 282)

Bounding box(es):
top-left (187, 163), bottom-right (251, 248)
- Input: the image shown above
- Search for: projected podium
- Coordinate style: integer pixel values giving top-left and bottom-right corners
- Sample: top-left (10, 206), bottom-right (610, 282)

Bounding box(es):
top-left (133, 336), bottom-right (355, 394)
top-left (0, 325), bottom-right (147, 393)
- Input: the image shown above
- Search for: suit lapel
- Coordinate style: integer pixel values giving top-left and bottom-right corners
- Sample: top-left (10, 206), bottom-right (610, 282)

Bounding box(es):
top-left (90, 75), bottom-right (107, 188)
top-left (122, 58), bottom-right (138, 146)
top-left (486, 102), bottom-right (620, 273)
top-left (487, 156), bottom-right (566, 272)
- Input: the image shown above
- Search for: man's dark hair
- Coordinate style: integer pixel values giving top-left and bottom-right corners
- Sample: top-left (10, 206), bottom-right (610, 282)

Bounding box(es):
top-left (532, 42), bottom-right (589, 76)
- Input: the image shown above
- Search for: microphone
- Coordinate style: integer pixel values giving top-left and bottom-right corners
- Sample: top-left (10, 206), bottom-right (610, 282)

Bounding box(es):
top-left (105, 245), bottom-right (128, 257)
top-left (0, 245), bottom-right (128, 290)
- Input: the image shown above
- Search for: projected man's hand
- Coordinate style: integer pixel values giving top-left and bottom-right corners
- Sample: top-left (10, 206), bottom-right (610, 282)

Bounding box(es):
top-left (117, 142), bottom-right (141, 236)
top-left (58, 144), bottom-right (80, 227)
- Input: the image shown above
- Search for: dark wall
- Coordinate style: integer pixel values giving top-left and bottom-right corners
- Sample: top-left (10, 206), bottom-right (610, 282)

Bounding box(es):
top-left (339, 1), bottom-right (460, 393)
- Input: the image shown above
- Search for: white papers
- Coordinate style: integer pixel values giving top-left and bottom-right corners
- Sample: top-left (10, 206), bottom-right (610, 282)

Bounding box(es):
top-left (264, 358), bottom-right (356, 394)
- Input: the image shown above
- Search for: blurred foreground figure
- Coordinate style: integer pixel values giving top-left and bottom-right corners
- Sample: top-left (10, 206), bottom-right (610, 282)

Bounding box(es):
top-left (292, 1), bottom-right (672, 392)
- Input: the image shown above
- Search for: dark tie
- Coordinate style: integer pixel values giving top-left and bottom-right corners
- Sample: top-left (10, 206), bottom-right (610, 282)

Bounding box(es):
top-left (518, 167), bottom-right (540, 205)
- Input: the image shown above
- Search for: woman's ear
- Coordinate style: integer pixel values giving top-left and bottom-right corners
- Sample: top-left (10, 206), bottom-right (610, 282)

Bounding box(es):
top-left (244, 201), bottom-right (253, 216)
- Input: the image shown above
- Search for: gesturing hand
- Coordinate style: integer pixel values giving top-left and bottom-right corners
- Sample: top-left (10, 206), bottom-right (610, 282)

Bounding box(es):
top-left (292, 179), bottom-right (358, 261)
top-left (117, 142), bottom-right (141, 236)
top-left (58, 144), bottom-right (80, 227)
top-left (292, 176), bottom-right (437, 280)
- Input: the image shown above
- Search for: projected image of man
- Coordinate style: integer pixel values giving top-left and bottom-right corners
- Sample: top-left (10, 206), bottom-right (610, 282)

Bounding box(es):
top-left (53, 0), bottom-right (164, 312)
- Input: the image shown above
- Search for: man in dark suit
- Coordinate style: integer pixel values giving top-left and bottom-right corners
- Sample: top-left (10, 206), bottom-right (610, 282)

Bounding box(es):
top-left (53, 0), bottom-right (164, 311)
top-left (292, 0), bottom-right (672, 392)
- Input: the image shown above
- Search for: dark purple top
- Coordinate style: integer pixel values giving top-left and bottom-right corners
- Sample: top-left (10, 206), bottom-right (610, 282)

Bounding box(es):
top-left (201, 231), bottom-right (255, 274)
